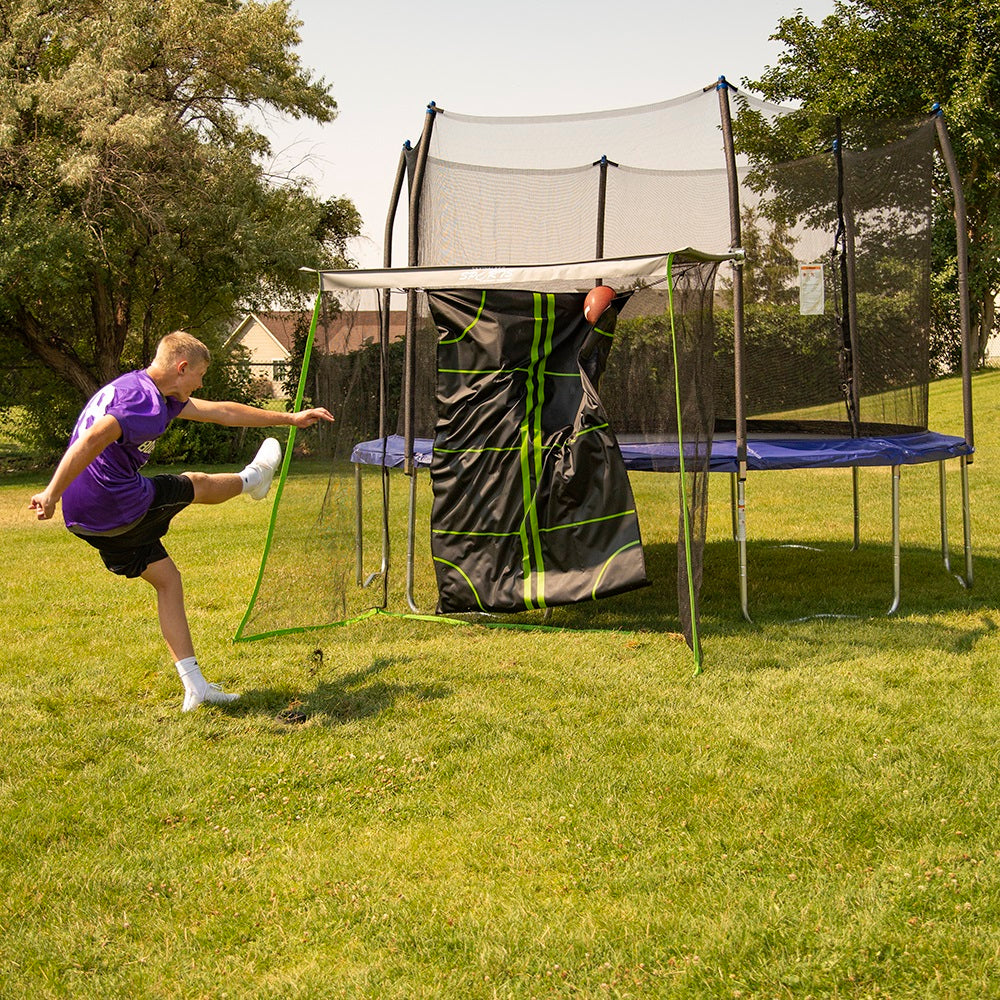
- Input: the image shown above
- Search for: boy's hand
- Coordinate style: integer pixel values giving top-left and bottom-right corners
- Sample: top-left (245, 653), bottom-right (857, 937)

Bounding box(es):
top-left (291, 407), bottom-right (335, 428)
top-left (30, 493), bottom-right (56, 520)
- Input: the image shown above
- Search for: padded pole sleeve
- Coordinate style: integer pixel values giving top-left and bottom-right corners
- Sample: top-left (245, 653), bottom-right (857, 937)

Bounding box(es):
top-left (934, 111), bottom-right (974, 456)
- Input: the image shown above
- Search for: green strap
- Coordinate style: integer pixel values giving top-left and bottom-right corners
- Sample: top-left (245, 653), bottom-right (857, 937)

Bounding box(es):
top-left (517, 293), bottom-right (554, 610)
top-left (666, 253), bottom-right (702, 674)
top-left (234, 286), bottom-right (323, 642)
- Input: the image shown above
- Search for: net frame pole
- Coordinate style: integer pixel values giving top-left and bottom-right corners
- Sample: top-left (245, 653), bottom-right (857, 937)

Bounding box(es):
top-left (933, 108), bottom-right (974, 589)
top-left (933, 108), bottom-right (974, 457)
top-left (592, 154), bottom-right (618, 275)
top-left (834, 122), bottom-right (863, 436)
top-left (595, 155), bottom-right (608, 263)
top-left (357, 143), bottom-right (412, 602)
top-left (716, 78), bottom-right (746, 473)
top-left (403, 104), bottom-right (438, 477)
top-left (715, 76), bottom-right (752, 624)
top-left (833, 121), bottom-right (865, 559)
top-left (383, 143), bottom-right (410, 271)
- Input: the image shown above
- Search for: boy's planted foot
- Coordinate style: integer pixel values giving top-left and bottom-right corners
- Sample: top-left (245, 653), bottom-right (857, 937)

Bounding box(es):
top-left (182, 682), bottom-right (240, 712)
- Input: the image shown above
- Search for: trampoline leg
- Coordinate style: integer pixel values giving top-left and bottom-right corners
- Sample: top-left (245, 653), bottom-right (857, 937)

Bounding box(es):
top-left (960, 455), bottom-right (974, 588)
top-left (357, 465), bottom-right (389, 590)
top-left (888, 465), bottom-right (901, 615)
top-left (852, 466), bottom-right (860, 551)
top-left (939, 460), bottom-right (951, 573)
top-left (378, 473), bottom-right (390, 587)
top-left (355, 464), bottom-right (364, 586)
top-left (736, 476), bottom-right (752, 623)
top-left (940, 457), bottom-right (973, 589)
top-left (406, 470), bottom-right (421, 613)
top-left (730, 473), bottom-right (738, 541)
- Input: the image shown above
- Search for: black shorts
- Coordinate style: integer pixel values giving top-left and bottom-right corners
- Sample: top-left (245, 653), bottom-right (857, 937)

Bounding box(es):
top-left (70, 474), bottom-right (195, 578)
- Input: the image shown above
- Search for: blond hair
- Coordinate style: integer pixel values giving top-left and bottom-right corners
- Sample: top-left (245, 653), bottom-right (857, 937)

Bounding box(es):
top-left (153, 331), bottom-right (211, 369)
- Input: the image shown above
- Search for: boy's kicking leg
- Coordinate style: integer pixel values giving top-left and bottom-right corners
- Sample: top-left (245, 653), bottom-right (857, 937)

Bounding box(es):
top-left (182, 438), bottom-right (284, 504)
top-left (142, 439), bottom-right (281, 711)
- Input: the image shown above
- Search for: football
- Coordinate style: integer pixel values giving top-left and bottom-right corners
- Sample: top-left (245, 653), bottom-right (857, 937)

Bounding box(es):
top-left (583, 285), bottom-right (615, 324)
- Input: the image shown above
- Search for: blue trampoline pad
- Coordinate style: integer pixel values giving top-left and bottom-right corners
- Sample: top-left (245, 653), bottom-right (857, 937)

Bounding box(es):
top-left (351, 431), bottom-right (973, 474)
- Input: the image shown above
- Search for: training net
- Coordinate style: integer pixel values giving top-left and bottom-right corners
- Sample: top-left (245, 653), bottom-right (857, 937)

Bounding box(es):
top-left (236, 253), bottom-right (726, 655)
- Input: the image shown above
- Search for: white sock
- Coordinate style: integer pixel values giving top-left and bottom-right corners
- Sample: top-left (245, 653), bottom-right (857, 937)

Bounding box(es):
top-left (239, 465), bottom-right (262, 494)
top-left (175, 656), bottom-right (206, 697)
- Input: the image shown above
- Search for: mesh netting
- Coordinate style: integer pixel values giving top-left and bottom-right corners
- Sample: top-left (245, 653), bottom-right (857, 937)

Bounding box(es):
top-left (723, 116), bottom-right (936, 434)
top-left (601, 263), bottom-right (720, 648)
top-left (236, 292), bottom-right (410, 640)
top-left (238, 86), bottom-right (942, 656)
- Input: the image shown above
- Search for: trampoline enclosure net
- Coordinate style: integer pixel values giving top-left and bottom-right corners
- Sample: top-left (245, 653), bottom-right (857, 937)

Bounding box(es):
top-left (724, 116), bottom-right (935, 434)
top-left (238, 89), bottom-right (941, 648)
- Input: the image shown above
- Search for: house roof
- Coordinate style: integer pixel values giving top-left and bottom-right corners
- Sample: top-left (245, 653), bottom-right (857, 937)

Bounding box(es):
top-left (229, 308), bottom-right (407, 357)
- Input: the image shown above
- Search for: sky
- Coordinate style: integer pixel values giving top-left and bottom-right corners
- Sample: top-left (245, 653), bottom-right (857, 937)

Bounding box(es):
top-left (261, 0), bottom-right (836, 269)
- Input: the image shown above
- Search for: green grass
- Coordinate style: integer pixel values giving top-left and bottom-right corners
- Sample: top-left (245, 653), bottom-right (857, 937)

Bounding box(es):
top-left (2, 371), bottom-right (999, 998)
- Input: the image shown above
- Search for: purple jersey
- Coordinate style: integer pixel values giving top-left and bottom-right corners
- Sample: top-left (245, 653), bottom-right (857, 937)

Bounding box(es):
top-left (62, 370), bottom-right (187, 532)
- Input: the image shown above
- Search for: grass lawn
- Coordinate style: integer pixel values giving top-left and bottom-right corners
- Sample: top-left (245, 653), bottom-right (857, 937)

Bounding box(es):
top-left (2, 371), bottom-right (999, 998)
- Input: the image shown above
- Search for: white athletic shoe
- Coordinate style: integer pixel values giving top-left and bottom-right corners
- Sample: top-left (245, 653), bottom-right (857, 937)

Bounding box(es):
top-left (246, 437), bottom-right (283, 500)
top-left (182, 682), bottom-right (240, 713)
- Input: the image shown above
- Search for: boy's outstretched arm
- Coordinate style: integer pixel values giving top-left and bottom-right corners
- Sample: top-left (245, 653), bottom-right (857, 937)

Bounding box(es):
top-left (178, 398), bottom-right (334, 428)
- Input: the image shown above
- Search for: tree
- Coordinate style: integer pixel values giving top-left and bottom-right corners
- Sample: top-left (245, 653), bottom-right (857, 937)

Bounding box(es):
top-left (0, 0), bottom-right (361, 410)
top-left (736, 0), bottom-right (1000, 367)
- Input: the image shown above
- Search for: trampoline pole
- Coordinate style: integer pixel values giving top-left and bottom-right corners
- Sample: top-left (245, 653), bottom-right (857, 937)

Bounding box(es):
top-left (737, 476), bottom-right (751, 624)
top-left (934, 110), bottom-right (974, 458)
top-left (961, 455), bottom-right (974, 588)
top-left (716, 78), bottom-right (747, 479)
top-left (888, 466), bottom-right (901, 615)
top-left (934, 110), bottom-right (974, 592)
top-left (729, 472), bottom-right (737, 541)
top-left (592, 154), bottom-right (618, 270)
top-left (717, 77), bottom-right (751, 626)
top-left (939, 460), bottom-right (951, 574)
top-left (404, 104), bottom-right (437, 477)
top-left (355, 464), bottom-right (364, 585)
top-left (361, 467), bottom-right (390, 589)
top-left (595, 155), bottom-right (607, 263)
top-left (406, 470), bottom-right (420, 612)
top-left (367, 144), bottom-right (409, 602)
top-left (852, 466), bottom-right (860, 550)
top-left (834, 124), bottom-right (862, 435)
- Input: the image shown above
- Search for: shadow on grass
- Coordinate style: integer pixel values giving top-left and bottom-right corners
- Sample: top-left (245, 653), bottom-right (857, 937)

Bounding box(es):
top-left (225, 536), bottom-right (999, 697)
top-left (232, 655), bottom-right (452, 726)
top-left (440, 537), bottom-right (1000, 658)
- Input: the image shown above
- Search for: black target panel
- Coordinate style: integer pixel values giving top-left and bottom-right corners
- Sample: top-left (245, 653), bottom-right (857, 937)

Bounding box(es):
top-left (427, 288), bottom-right (647, 614)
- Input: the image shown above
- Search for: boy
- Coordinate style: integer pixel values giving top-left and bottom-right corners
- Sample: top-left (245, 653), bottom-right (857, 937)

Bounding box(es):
top-left (29, 331), bottom-right (333, 711)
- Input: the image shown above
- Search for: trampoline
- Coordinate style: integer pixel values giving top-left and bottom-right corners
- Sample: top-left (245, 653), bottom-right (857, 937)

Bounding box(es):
top-left (237, 88), bottom-right (976, 668)
top-left (351, 430), bottom-right (974, 617)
